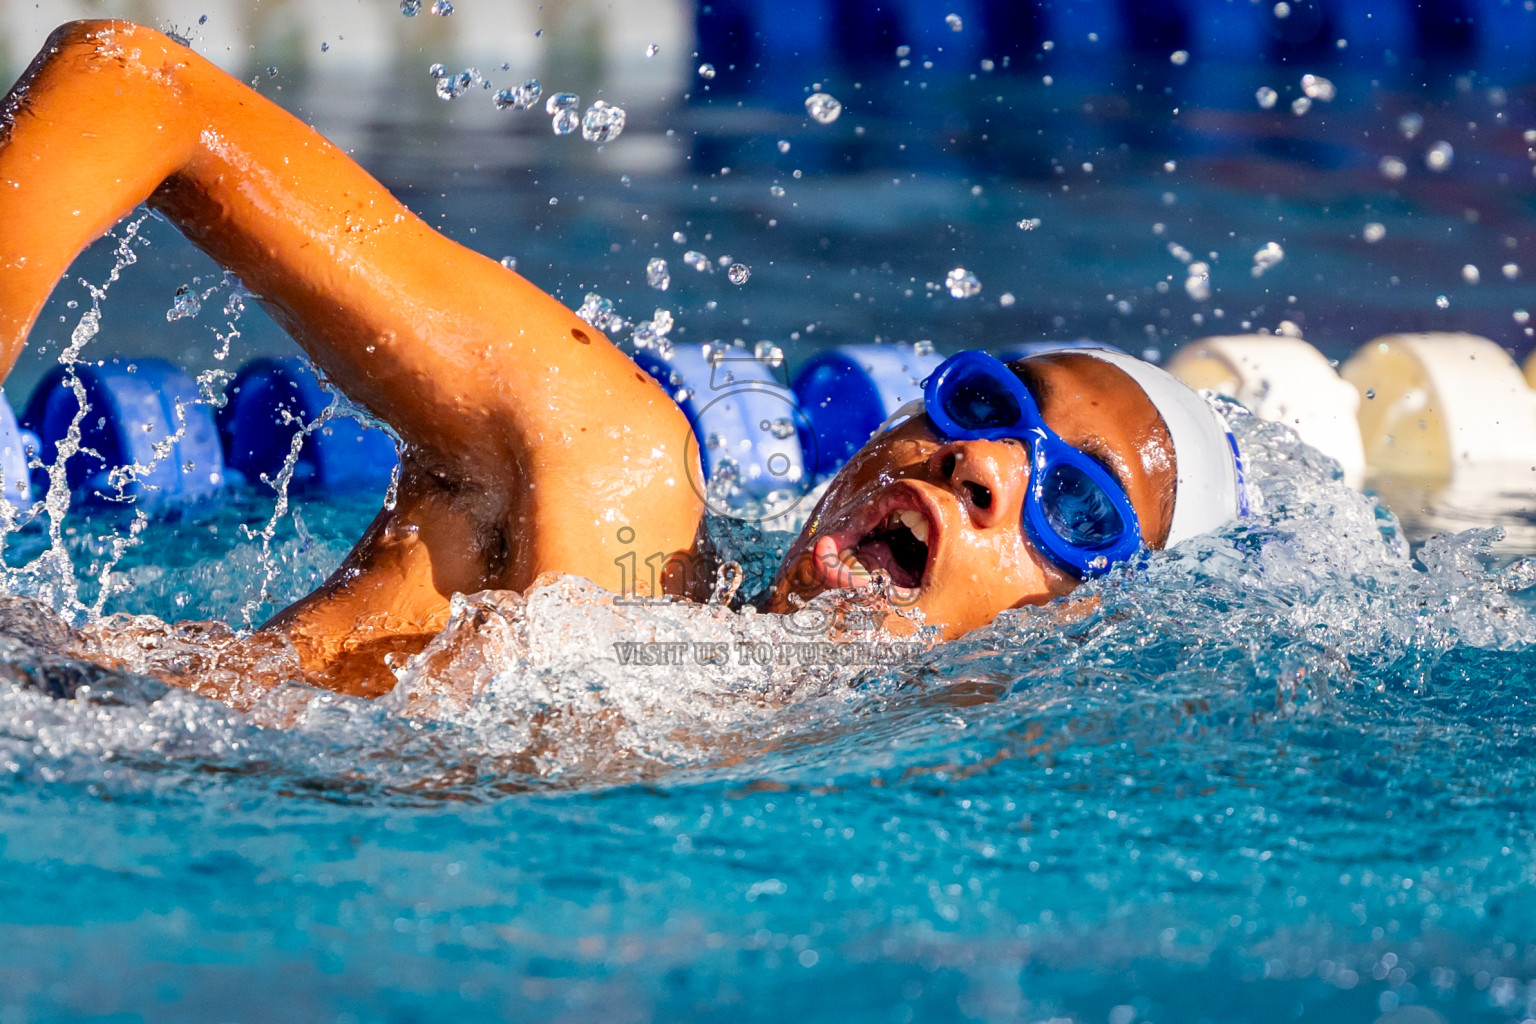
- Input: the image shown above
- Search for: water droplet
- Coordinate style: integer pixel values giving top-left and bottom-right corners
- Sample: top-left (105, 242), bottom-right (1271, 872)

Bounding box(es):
top-left (684, 251), bottom-right (710, 272)
top-left (1503, 263), bottom-right (1520, 279)
top-left (1000, 292), bottom-right (1016, 307)
top-left (1184, 262), bottom-right (1211, 301)
top-left (1435, 294), bottom-right (1450, 309)
top-left (545, 92), bottom-right (580, 115)
top-left (631, 310), bottom-right (674, 350)
top-left (436, 71), bottom-right (474, 101)
top-left (551, 109), bottom-right (579, 135)
top-left (672, 231), bottom-right (687, 244)
top-left (896, 45), bottom-right (912, 57)
top-left (1366, 388), bottom-right (1376, 399)
top-left (501, 256), bottom-right (518, 270)
top-left (777, 140), bottom-right (791, 154)
top-left (1251, 242), bottom-right (1284, 277)
top-left (493, 80), bottom-right (541, 111)
top-left (576, 293), bottom-right (624, 333)
top-left (1291, 96), bottom-right (1311, 116)
top-left (945, 12), bottom-right (963, 31)
top-left (1363, 222), bottom-right (1386, 243)
top-left (646, 43), bottom-right (660, 57)
top-left (768, 417), bottom-right (797, 439)
top-left (1425, 141), bottom-right (1455, 172)
top-left (198, 14), bottom-right (208, 24)
top-left (1379, 155), bottom-right (1407, 180)
top-left (646, 258), bottom-right (671, 291)
top-left (727, 263), bottom-right (751, 285)
top-left (266, 65), bottom-right (278, 77)
top-left (430, 0), bottom-right (453, 14)
top-left (1017, 217), bottom-right (1042, 230)
top-left (1300, 74), bottom-right (1335, 101)
top-left (429, 62), bottom-right (447, 79)
top-left (754, 340), bottom-right (784, 367)
top-left (1462, 264), bottom-right (1481, 285)
top-left (805, 92), bottom-right (842, 125)
top-left (320, 41), bottom-right (330, 53)
top-left (1273, 1), bottom-right (1291, 17)
top-left (167, 283), bottom-right (201, 322)
top-left (1169, 49), bottom-right (1189, 65)
top-left (581, 100), bottom-right (626, 143)
top-left (401, 0), bottom-right (421, 15)
top-left (770, 185), bottom-right (786, 197)
top-left (1515, 309), bottom-right (1530, 325)
top-left (698, 63), bottom-right (716, 80)
top-left (1255, 87), bottom-right (1278, 110)
top-left (1399, 112), bottom-right (1424, 139)
top-left (913, 339), bottom-right (936, 356)
top-left (945, 267), bottom-right (981, 298)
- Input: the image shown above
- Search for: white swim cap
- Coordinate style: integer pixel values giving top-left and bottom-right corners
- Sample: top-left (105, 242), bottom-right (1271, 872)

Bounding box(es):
top-left (1080, 349), bottom-right (1248, 546)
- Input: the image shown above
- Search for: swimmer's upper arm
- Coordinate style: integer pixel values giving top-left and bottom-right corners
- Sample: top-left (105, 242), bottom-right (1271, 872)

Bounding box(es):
top-left (0, 20), bottom-right (704, 583)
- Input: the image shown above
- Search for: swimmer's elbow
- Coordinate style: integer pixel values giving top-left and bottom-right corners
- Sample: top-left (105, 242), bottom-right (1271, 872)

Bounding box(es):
top-left (36, 20), bottom-right (172, 77)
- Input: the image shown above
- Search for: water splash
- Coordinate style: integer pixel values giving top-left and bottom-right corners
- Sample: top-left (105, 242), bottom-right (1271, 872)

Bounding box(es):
top-left (6, 215), bottom-right (151, 623)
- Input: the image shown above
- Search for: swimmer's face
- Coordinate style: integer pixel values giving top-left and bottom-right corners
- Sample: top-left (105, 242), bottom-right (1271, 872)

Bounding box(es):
top-left (767, 353), bottom-right (1177, 639)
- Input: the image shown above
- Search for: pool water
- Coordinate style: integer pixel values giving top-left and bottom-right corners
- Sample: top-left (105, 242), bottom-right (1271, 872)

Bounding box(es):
top-left (6, 5), bottom-right (1536, 1022)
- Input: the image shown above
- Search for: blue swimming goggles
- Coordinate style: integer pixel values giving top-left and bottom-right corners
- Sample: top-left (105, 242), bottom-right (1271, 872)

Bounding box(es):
top-left (922, 350), bottom-right (1142, 577)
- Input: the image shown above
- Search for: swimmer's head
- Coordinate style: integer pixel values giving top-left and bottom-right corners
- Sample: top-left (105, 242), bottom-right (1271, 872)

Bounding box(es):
top-left (767, 349), bottom-right (1245, 639)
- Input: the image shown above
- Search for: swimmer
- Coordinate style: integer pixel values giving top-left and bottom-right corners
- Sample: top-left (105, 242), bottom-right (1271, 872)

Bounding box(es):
top-left (0, 21), bottom-right (1245, 699)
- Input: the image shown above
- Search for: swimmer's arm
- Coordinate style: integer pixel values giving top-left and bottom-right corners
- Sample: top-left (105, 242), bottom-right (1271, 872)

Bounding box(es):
top-left (0, 21), bottom-right (704, 586)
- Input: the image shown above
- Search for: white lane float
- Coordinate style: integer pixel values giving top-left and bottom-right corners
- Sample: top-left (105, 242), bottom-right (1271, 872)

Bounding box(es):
top-left (1166, 334), bottom-right (1366, 488)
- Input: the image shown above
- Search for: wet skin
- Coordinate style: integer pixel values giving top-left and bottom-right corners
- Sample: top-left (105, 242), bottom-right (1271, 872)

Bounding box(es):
top-left (0, 21), bottom-right (1177, 697)
top-left (767, 353), bottom-right (1177, 639)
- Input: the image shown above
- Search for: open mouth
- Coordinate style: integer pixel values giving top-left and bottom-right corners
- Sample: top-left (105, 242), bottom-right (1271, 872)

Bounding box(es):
top-left (807, 487), bottom-right (940, 599)
top-left (850, 508), bottom-right (931, 589)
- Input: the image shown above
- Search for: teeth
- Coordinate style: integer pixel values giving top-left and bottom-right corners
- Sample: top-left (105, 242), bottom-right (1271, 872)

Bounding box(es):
top-left (896, 509), bottom-right (929, 545)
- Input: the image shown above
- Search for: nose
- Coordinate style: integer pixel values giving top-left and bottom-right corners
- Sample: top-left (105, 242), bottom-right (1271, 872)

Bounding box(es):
top-left (929, 439), bottom-right (1028, 529)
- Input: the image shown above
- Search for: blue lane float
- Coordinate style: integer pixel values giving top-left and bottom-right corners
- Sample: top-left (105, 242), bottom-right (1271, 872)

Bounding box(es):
top-left (22, 357), bottom-right (226, 508)
top-left (790, 343), bottom-right (944, 479)
top-left (218, 357), bottom-right (398, 495)
top-left (632, 343), bottom-right (811, 505)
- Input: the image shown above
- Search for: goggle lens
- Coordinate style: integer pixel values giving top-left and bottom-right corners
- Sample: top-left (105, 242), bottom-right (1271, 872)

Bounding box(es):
top-left (1039, 462), bottom-right (1125, 548)
top-left (941, 373), bottom-right (1021, 431)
